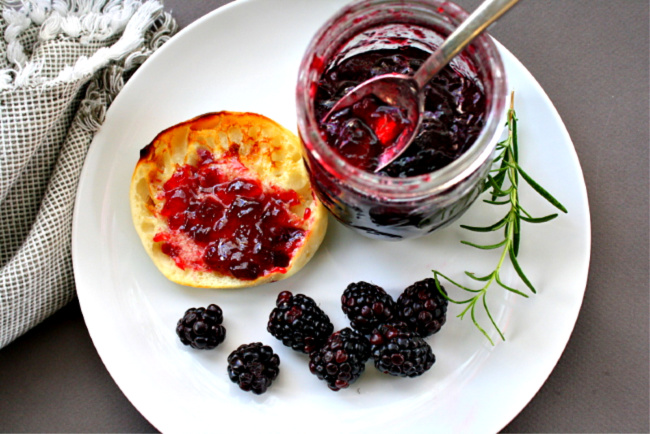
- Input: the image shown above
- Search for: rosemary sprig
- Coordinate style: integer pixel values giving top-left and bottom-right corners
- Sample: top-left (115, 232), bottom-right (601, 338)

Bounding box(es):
top-left (433, 92), bottom-right (567, 345)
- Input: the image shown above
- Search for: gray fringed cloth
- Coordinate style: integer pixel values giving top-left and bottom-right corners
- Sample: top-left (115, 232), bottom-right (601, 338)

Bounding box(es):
top-left (0, 0), bottom-right (177, 348)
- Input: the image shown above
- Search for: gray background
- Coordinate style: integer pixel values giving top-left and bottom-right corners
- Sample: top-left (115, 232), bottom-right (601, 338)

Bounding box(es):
top-left (1, 0), bottom-right (648, 432)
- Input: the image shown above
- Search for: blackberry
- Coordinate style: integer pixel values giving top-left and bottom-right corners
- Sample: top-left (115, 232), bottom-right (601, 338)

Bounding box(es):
top-left (227, 342), bottom-right (280, 394)
top-left (309, 328), bottom-right (370, 391)
top-left (396, 278), bottom-right (448, 337)
top-left (370, 322), bottom-right (435, 378)
top-left (341, 281), bottom-right (396, 334)
top-left (267, 291), bottom-right (334, 353)
top-left (176, 304), bottom-right (226, 350)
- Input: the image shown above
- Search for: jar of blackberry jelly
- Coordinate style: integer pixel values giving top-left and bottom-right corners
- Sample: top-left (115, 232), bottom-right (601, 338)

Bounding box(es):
top-left (296, 0), bottom-right (507, 240)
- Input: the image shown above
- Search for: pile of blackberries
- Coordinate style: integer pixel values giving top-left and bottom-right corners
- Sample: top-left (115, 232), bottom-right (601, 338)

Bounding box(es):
top-left (266, 278), bottom-right (448, 391)
top-left (175, 277), bottom-right (448, 394)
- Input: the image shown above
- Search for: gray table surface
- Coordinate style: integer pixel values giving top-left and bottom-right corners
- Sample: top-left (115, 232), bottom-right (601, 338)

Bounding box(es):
top-left (1, 0), bottom-right (648, 432)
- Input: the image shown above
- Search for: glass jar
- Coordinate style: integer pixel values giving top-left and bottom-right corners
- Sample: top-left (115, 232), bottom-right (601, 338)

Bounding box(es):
top-left (296, 0), bottom-right (507, 240)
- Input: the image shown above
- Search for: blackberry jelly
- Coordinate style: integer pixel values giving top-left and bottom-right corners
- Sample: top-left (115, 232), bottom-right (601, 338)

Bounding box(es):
top-left (314, 47), bottom-right (487, 177)
top-left (153, 149), bottom-right (307, 280)
top-left (297, 0), bottom-right (507, 239)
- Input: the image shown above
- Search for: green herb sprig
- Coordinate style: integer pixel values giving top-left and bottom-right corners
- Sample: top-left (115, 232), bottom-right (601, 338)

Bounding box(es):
top-left (433, 92), bottom-right (568, 345)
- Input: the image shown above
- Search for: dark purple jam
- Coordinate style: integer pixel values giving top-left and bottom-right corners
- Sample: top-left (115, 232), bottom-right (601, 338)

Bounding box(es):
top-left (153, 150), bottom-right (306, 280)
top-left (314, 46), bottom-right (486, 176)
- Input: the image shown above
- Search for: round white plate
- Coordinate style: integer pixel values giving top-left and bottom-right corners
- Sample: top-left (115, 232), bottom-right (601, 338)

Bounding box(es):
top-left (72, 0), bottom-right (591, 432)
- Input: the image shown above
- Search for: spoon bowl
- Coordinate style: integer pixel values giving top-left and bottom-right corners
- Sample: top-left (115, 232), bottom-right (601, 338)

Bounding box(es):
top-left (326, 73), bottom-right (424, 170)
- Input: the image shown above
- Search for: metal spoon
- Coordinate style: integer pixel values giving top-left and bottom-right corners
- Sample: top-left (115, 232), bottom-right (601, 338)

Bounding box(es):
top-left (323, 0), bottom-right (520, 173)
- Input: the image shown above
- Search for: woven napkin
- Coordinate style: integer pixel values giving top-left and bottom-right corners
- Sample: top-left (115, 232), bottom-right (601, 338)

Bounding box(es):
top-left (0, 0), bottom-right (177, 348)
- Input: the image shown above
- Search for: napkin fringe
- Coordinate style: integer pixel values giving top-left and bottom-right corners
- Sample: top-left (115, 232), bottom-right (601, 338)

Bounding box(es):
top-left (0, 0), bottom-right (164, 91)
top-left (76, 63), bottom-right (123, 132)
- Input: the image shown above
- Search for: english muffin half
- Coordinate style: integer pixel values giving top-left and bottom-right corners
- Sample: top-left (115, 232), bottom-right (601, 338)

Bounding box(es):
top-left (130, 112), bottom-right (327, 288)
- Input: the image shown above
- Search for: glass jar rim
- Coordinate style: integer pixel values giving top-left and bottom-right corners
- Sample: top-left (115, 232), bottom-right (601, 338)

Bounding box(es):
top-left (296, 0), bottom-right (508, 201)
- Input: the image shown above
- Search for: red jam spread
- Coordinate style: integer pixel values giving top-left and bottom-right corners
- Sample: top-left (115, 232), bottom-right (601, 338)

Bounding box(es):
top-left (314, 46), bottom-right (486, 177)
top-left (153, 149), bottom-right (306, 280)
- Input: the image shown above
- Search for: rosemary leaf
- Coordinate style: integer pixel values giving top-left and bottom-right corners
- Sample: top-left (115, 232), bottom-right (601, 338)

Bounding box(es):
top-left (483, 293), bottom-right (505, 342)
top-left (487, 175), bottom-right (510, 197)
top-left (517, 165), bottom-right (568, 213)
top-left (509, 248), bottom-right (536, 294)
top-left (496, 273), bottom-right (530, 297)
top-left (465, 271), bottom-right (494, 282)
top-left (460, 214), bottom-right (509, 232)
top-left (471, 300), bottom-right (495, 345)
top-left (491, 158), bottom-right (509, 200)
top-left (519, 213), bottom-right (559, 224)
top-left (512, 216), bottom-right (521, 256)
top-left (483, 199), bottom-right (511, 205)
top-left (433, 271), bottom-right (482, 295)
top-left (460, 239), bottom-right (508, 250)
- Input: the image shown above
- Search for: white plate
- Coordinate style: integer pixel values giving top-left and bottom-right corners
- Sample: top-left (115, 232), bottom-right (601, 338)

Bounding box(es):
top-left (72, 0), bottom-right (591, 432)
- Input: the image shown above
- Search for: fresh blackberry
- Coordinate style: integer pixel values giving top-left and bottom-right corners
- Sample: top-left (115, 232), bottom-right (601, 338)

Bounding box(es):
top-left (267, 291), bottom-right (334, 353)
top-left (227, 342), bottom-right (280, 394)
top-left (341, 281), bottom-right (396, 334)
top-left (176, 304), bottom-right (226, 350)
top-left (308, 327), bottom-right (371, 391)
top-left (370, 322), bottom-right (435, 378)
top-left (396, 278), bottom-right (448, 337)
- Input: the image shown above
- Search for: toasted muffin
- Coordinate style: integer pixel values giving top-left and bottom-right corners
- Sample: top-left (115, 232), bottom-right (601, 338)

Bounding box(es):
top-left (130, 111), bottom-right (327, 288)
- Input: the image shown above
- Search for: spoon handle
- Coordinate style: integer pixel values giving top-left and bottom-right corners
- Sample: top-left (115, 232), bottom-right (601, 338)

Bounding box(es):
top-left (413, 0), bottom-right (520, 90)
